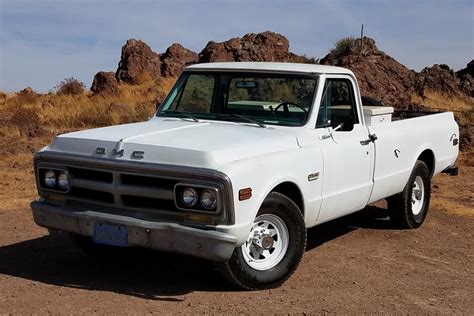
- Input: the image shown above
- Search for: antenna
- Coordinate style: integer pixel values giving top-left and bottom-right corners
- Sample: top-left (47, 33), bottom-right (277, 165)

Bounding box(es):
top-left (360, 24), bottom-right (364, 53)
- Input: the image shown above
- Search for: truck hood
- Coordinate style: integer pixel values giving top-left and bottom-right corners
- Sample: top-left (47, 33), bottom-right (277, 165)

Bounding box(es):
top-left (45, 117), bottom-right (299, 169)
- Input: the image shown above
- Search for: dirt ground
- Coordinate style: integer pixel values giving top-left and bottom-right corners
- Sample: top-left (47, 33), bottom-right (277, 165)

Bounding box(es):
top-left (0, 153), bottom-right (472, 314)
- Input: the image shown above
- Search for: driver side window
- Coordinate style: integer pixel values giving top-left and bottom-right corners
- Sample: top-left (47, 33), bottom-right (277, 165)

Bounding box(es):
top-left (316, 79), bottom-right (358, 131)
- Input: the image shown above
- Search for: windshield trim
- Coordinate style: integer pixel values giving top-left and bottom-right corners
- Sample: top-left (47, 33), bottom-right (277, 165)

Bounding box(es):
top-left (157, 71), bottom-right (319, 128)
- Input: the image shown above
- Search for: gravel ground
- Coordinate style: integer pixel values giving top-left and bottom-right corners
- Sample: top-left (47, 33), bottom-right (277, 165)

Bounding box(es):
top-left (0, 161), bottom-right (472, 314)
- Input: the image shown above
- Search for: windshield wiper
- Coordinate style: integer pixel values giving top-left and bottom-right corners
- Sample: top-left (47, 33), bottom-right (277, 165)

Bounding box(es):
top-left (163, 110), bottom-right (199, 122)
top-left (227, 114), bottom-right (266, 128)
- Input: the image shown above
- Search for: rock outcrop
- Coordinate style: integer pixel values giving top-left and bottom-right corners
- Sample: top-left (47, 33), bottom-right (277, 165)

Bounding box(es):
top-left (160, 43), bottom-right (199, 77)
top-left (91, 71), bottom-right (119, 95)
top-left (457, 60), bottom-right (474, 97)
top-left (116, 39), bottom-right (161, 84)
top-left (198, 31), bottom-right (292, 63)
top-left (416, 64), bottom-right (460, 97)
top-left (94, 31), bottom-right (315, 93)
top-left (321, 37), bottom-right (416, 107)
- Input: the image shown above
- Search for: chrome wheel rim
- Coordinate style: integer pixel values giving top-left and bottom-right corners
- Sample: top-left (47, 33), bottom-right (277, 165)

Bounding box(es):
top-left (241, 214), bottom-right (289, 271)
top-left (412, 176), bottom-right (425, 215)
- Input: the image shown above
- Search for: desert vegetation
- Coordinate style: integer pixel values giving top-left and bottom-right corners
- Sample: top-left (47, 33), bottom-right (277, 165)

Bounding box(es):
top-left (0, 31), bottom-right (472, 216)
top-left (54, 77), bottom-right (87, 96)
top-left (0, 77), bottom-right (174, 154)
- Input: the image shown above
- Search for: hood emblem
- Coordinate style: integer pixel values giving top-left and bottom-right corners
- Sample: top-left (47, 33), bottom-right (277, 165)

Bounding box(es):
top-left (111, 149), bottom-right (124, 157)
top-left (111, 139), bottom-right (125, 158)
top-left (308, 172), bottom-right (320, 182)
top-left (96, 147), bottom-right (106, 155)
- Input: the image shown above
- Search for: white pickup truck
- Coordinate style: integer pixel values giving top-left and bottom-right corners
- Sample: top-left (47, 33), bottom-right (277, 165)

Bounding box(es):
top-left (31, 62), bottom-right (459, 290)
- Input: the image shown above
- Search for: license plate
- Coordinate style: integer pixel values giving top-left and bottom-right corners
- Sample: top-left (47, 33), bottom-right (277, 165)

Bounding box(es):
top-left (93, 223), bottom-right (128, 247)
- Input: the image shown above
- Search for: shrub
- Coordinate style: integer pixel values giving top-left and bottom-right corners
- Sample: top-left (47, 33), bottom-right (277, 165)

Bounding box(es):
top-left (8, 107), bottom-right (42, 137)
top-left (0, 91), bottom-right (6, 105)
top-left (55, 77), bottom-right (86, 95)
top-left (331, 37), bottom-right (357, 59)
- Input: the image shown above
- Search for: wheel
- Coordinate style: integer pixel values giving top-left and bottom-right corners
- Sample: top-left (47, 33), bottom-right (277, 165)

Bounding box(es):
top-left (388, 161), bottom-right (431, 229)
top-left (218, 192), bottom-right (307, 290)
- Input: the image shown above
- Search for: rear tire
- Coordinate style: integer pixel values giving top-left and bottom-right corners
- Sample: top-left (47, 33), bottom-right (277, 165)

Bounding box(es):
top-left (217, 192), bottom-right (307, 290)
top-left (388, 161), bottom-right (431, 229)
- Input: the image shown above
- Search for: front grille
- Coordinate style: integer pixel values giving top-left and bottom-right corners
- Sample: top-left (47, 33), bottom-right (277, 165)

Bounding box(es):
top-left (121, 174), bottom-right (177, 189)
top-left (65, 167), bottom-right (178, 212)
top-left (69, 167), bottom-right (113, 183)
top-left (122, 195), bottom-right (176, 210)
top-left (70, 187), bottom-right (115, 204)
top-left (35, 155), bottom-right (234, 225)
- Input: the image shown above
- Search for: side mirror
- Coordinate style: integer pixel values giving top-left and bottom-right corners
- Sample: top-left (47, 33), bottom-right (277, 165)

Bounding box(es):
top-left (343, 117), bottom-right (354, 131)
top-left (155, 102), bottom-right (162, 111)
top-left (321, 123), bottom-right (343, 140)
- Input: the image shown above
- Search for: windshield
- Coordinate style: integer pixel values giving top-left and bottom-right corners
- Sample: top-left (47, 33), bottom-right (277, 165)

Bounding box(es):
top-left (157, 72), bottom-right (318, 126)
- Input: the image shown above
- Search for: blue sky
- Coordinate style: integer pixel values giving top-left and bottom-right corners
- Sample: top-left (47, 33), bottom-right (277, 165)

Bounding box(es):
top-left (0, 0), bottom-right (472, 92)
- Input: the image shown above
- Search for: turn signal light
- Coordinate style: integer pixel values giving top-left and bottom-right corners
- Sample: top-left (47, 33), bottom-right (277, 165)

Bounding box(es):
top-left (186, 213), bottom-right (213, 224)
top-left (239, 188), bottom-right (252, 201)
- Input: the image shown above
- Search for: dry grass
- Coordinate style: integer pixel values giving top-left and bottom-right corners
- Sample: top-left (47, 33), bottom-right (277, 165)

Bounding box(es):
top-left (0, 77), bottom-right (472, 219)
top-left (431, 151), bottom-right (474, 218)
top-left (0, 78), bottom-right (176, 212)
top-left (0, 77), bottom-right (175, 156)
top-left (412, 90), bottom-right (473, 112)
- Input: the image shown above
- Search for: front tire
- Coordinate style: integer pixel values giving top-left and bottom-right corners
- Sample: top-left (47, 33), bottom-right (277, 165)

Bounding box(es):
top-left (218, 192), bottom-right (307, 290)
top-left (388, 160), bottom-right (431, 229)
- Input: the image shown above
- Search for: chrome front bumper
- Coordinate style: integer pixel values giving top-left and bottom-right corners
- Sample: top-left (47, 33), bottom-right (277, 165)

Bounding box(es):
top-left (31, 201), bottom-right (238, 261)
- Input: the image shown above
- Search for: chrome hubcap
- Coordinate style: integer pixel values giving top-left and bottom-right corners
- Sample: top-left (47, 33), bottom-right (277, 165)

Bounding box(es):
top-left (242, 214), bottom-right (289, 271)
top-left (411, 176), bottom-right (425, 215)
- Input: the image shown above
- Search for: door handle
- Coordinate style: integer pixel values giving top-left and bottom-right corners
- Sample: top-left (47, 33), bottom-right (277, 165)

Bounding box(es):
top-left (360, 133), bottom-right (378, 145)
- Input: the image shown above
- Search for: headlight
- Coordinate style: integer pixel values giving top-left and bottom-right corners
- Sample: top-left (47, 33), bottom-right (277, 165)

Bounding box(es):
top-left (201, 189), bottom-right (217, 210)
top-left (182, 188), bottom-right (198, 207)
top-left (44, 170), bottom-right (56, 187)
top-left (58, 172), bottom-right (69, 190)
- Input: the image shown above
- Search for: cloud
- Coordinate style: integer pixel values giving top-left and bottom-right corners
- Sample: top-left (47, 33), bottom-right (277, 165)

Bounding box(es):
top-left (0, 0), bottom-right (472, 92)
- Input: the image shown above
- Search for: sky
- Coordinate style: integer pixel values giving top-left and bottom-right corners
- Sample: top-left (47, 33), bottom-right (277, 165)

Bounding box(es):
top-left (0, 0), bottom-right (473, 92)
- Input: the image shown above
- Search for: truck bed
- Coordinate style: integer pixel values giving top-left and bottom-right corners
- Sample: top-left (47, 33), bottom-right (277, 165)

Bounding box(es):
top-left (367, 111), bottom-right (459, 203)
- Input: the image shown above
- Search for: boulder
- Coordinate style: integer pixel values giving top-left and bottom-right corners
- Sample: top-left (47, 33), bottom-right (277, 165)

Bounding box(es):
top-left (18, 87), bottom-right (36, 95)
top-left (415, 64), bottom-right (460, 97)
top-left (198, 31), bottom-right (291, 63)
top-left (457, 59), bottom-right (474, 78)
top-left (321, 37), bottom-right (416, 107)
top-left (91, 71), bottom-right (119, 95)
top-left (116, 39), bottom-right (161, 84)
top-left (160, 43), bottom-right (198, 77)
top-left (457, 60), bottom-right (474, 97)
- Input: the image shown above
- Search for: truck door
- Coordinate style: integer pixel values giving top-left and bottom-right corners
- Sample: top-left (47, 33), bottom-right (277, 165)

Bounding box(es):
top-left (316, 77), bottom-right (374, 221)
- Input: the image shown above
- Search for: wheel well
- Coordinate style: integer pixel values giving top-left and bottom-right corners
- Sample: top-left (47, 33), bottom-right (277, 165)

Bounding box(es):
top-left (271, 182), bottom-right (304, 214)
top-left (418, 149), bottom-right (435, 177)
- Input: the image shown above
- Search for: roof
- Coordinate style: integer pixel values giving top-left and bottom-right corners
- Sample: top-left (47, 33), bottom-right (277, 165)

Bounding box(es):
top-left (186, 62), bottom-right (354, 75)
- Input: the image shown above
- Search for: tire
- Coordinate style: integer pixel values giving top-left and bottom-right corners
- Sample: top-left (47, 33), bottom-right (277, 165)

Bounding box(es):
top-left (388, 160), bottom-right (431, 229)
top-left (217, 192), bottom-right (307, 290)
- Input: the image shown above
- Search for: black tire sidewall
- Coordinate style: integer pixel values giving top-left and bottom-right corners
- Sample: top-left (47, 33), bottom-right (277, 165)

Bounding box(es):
top-left (405, 161), bottom-right (431, 228)
top-left (227, 192), bottom-right (306, 289)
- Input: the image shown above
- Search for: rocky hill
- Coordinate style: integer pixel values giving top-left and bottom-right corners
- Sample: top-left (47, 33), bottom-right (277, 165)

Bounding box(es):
top-left (320, 37), bottom-right (473, 109)
top-left (31, 31), bottom-right (472, 149)
top-left (91, 31), bottom-right (316, 95)
top-left (92, 31), bottom-right (472, 107)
